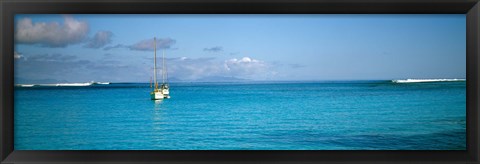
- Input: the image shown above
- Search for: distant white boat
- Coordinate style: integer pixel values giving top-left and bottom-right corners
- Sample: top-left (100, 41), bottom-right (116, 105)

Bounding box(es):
top-left (392, 79), bottom-right (465, 83)
top-left (150, 37), bottom-right (170, 100)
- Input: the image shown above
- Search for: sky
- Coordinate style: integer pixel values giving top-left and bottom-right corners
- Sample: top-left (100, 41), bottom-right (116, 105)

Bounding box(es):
top-left (14, 14), bottom-right (466, 83)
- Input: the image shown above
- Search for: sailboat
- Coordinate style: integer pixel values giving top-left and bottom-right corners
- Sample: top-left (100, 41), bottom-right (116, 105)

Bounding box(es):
top-left (150, 37), bottom-right (170, 100)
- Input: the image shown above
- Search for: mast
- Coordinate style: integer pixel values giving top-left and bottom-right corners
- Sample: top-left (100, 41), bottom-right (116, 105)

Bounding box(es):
top-left (162, 48), bottom-right (165, 84)
top-left (165, 61), bottom-right (169, 83)
top-left (153, 37), bottom-right (157, 90)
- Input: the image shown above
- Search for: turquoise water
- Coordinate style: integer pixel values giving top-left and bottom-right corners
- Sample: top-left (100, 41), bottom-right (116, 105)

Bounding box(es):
top-left (14, 81), bottom-right (466, 150)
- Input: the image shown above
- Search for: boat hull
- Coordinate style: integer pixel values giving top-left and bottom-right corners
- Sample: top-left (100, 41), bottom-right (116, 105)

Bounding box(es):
top-left (150, 91), bottom-right (170, 100)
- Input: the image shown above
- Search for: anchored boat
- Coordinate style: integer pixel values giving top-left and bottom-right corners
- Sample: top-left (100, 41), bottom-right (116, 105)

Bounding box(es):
top-left (150, 37), bottom-right (170, 100)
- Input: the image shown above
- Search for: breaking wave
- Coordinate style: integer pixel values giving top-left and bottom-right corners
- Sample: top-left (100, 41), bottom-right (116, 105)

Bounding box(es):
top-left (392, 79), bottom-right (465, 83)
top-left (15, 81), bottom-right (110, 87)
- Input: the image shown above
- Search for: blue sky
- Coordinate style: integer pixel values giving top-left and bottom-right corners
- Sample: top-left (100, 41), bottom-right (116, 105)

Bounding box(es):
top-left (14, 14), bottom-right (466, 83)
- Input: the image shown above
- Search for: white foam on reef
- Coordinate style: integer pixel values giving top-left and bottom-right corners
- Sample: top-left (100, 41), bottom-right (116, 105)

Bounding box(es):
top-left (392, 79), bottom-right (465, 83)
top-left (31, 83), bottom-right (94, 87)
top-left (93, 82), bottom-right (110, 85)
top-left (54, 82), bottom-right (93, 86)
top-left (16, 84), bottom-right (35, 87)
top-left (16, 81), bottom-right (111, 87)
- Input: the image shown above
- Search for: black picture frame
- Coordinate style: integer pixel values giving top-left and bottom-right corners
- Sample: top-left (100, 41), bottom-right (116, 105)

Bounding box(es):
top-left (1, 0), bottom-right (479, 163)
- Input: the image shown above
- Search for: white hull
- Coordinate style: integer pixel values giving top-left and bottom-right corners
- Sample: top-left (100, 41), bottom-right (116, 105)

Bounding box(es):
top-left (151, 92), bottom-right (164, 100)
top-left (150, 90), bottom-right (170, 100)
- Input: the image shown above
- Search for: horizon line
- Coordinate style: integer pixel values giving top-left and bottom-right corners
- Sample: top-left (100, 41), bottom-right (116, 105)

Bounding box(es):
top-left (14, 78), bottom-right (467, 85)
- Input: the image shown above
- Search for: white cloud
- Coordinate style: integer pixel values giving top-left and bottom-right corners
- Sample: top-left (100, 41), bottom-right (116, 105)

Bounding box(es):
top-left (103, 38), bottom-right (176, 51)
top-left (14, 53), bottom-right (91, 82)
top-left (203, 46), bottom-right (223, 52)
top-left (16, 53), bottom-right (276, 83)
top-left (14, 53), bottom-right (144, 83)
top-left (84, 31), bottom-right (113, 48)
top-left (129, 38), bottom-right (176, 51)
top-left (159, 56), bottom-right (274, 81)
top-left (164, 57), bottom-right (222, 80)
top-left (15, 16), bottom-right (89, 47)
top-left (224, 57), bottom-right (270, 77)
top-left (103, 44), bottom-right (125, 51)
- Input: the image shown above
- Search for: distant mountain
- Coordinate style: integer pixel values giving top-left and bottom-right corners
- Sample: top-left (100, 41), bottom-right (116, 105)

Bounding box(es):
top-left (16, 76), bottom-right (249, 84)
top-left (166, 77), bottom-right (184, 82)
top-left (15, 77), bottom-right (69, 84)
top-left (194, 76), bottom-right (249, 82)
top-left (166, 76), bottom-right (248, 82)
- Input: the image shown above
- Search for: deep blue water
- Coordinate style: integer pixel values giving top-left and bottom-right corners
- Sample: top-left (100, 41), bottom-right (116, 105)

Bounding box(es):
top-left (14, 81), bottom-right (466, 150)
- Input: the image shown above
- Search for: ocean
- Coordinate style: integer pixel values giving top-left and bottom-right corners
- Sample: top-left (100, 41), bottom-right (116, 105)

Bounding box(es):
top-left (14, 80), bottom-right (466, 150)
